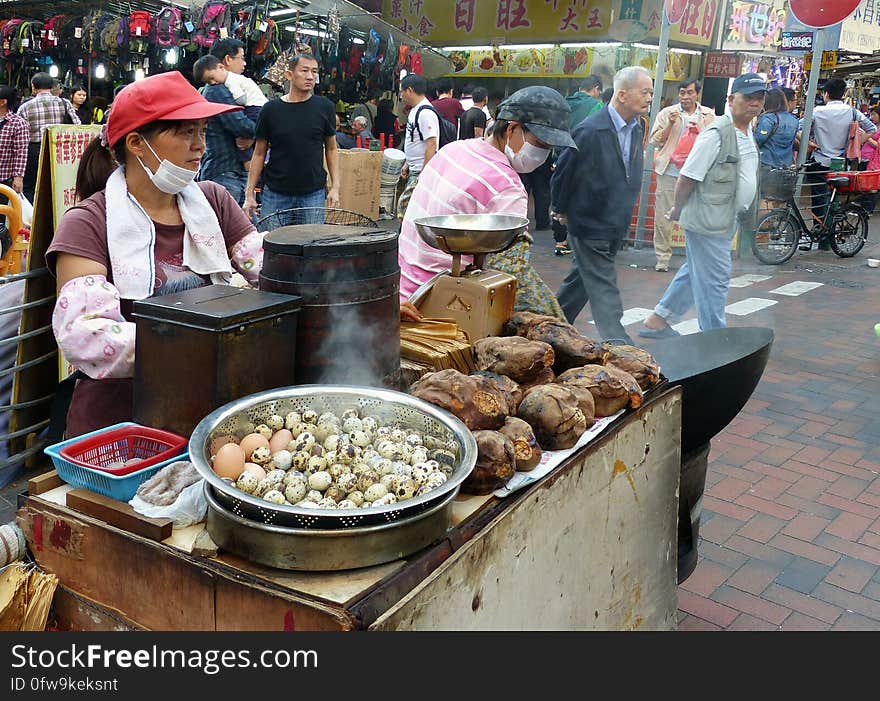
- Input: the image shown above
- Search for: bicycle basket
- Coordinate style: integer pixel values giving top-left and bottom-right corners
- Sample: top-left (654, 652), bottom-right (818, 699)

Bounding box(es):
top-left (257, 207), bottom-right (379, 231)
top-left (761, 166), bottom-right (798, 201)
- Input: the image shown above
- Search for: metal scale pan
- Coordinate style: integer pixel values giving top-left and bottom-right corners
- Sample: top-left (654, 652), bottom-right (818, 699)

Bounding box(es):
top-left (409, 214), bottom-right (529, 340)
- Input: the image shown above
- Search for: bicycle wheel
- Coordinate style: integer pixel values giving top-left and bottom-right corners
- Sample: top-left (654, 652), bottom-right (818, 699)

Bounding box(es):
top-left (829, 203), bottom-right (868, 258)
top-left (751, 208), bottom-right (800, 265)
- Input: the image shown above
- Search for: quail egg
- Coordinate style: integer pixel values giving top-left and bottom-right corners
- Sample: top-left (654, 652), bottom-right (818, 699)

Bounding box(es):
top-left (337, 499), bottom-right (358, 510)
top-left (361, 416), bottom-right (379, 433)
top-left (364, 483), bottom-right (389, 502)
top-left (298, 500), bottom-right (320, 509)
top-left (307, 455), bottom-right (328, 472)
top-left (341, 408), bottom-right (359, 421)
top-left (290, 451), bottom-right (311, 470)
top-left (271, 450), bottom-right (293, 471)
top-left (254, 424), bottom-right (273, 440)
top-left (347, 490), bottom-right (365, 506)
top-left (350, 430), bottom-right (371, 448)
top-left (390, 428), bottom-right (407, 444)
top-left (302, 410), bottom-right (318, 424)
top-left (250, 446), bottom-right (272, 465)
top-left (373, 493), bottom-right (398, 507)
top-left (342, 417), bottom-right (363, 434)
top-left (356, 469), bottom-right (381, 492)
top-left (329, 463), bottom-right (351, 481)
top-left (395, 478), bottom-right (417, 501)
top-left (325, 484), bottom-right (347, 502)
top-left (284, 482), bottom-right (307, 504)
top-left (235, 473), bottom-right (259, 494)
top-left (266, 415), bottom-right (285, 431)
top-left (323, 434), bottom-right (341, 452)
top-left (284, 412), bottom-right (302, 430)
top-left (317, 497), bottom-right (338, 509)
top-left (308, 471), bottom-right (333, 492)
top-left (262, 489), bottom-right (285, 505)
top-left (305, 489), bottom-right (324, 503)
top-left (337, 473), bottom-right (358, 494)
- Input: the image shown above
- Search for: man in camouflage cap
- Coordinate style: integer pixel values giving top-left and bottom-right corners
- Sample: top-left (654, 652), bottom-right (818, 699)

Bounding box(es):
top-left (496, 85), bottom-right (577, 149)
top-left (497, 86), bottom-right (576, 242)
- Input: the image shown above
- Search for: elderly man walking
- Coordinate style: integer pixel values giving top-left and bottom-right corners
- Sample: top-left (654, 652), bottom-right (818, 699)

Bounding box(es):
top-left (639, 74), bottom-right (765, 338)
top-left (649, 78), bottom-right (716, 271)
top-left (551, 66), bottom-right (654, 344)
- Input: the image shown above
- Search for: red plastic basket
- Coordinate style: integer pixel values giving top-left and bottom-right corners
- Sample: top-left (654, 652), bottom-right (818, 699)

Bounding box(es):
top-left (58, 423), bottom-right (188, 476)
top-left (825, 170), bottom-right (880, 193)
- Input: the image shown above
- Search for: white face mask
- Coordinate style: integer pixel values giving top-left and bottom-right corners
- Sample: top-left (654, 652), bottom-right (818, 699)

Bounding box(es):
top-left (505, 126), bottom-right (551, 173)
top-left (138, 139), bottom-right (198, 194)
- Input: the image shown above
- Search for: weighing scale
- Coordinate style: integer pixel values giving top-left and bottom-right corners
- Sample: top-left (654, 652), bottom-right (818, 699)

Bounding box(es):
top-left (409, 214), bottom-right (527, 342)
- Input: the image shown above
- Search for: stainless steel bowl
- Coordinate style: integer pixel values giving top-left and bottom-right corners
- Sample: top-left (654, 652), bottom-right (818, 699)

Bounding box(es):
top-left (414, 213), bottom-right (530, 254)
top-left (205, 483), bottom-right (456, 571)
top-left (189, 385), bottom-right (477, 529)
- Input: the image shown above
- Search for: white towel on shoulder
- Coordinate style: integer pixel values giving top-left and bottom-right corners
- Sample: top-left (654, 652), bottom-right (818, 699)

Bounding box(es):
top-left (105, 167), bottom-right (233, 300)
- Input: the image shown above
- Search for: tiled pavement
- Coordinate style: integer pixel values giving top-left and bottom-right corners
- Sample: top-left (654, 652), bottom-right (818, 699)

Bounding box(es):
top-left (529, 224), bottom-right (880, 631)
top-left (1, 215), bottom-right (878, 631)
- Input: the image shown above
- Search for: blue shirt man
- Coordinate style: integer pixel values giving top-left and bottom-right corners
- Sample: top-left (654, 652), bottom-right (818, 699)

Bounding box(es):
top-left (200, 82), bottom-right (255, 206)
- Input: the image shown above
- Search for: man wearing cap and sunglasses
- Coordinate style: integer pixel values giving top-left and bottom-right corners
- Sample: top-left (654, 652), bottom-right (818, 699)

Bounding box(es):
top-left (640, 73), bottom-right (765, 339)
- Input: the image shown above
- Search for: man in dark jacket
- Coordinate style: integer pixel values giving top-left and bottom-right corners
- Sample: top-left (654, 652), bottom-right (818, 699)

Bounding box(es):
top-left (551, 66), bottom-right (654, 343)
top-left (565, 75), bottom-right (603, 129)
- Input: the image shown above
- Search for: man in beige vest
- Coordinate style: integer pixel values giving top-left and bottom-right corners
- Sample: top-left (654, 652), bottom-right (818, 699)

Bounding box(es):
top-left (639, 74), bottom-right (764, 338)
top-left (649, 79), bottom-right (716, 271)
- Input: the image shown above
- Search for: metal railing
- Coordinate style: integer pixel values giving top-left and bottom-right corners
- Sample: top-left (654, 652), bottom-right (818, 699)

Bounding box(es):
top-left (0, 267), bottom-right (57, 482)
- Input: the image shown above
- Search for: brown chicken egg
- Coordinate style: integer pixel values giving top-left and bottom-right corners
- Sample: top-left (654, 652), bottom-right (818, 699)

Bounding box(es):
top-left (242, 462), bottom-right (267, 480)
top-left (268, 429), bottom-right (293, 453)
top-left (213, 443), bottom-right (246, 480)
top-left (239, 432), bottom-right (270, 460)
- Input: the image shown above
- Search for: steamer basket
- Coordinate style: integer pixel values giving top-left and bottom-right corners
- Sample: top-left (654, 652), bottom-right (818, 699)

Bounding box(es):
top-left (189, 385), bottom-right (477, 530)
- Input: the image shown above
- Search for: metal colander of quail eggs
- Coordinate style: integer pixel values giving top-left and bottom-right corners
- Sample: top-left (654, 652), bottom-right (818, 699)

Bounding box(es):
top-left (210, 408), bottom-right (459, 510)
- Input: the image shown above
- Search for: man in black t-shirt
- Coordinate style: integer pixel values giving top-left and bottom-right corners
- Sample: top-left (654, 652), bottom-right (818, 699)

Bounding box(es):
top-left (243, 53), bottom-right (339, 227)
top-left (460, 87), bottom-right (489, 139)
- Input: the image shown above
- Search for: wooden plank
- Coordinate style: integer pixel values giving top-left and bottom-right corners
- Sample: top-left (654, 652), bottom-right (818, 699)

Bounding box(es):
top-left (20, 500), bottom-right (217, 630)
top-left (65, 489), bottom-right (172, 542)
top-left (27, 470), bottom-right (64, 496)
top-left (49, 586), bottom-right (145, 632)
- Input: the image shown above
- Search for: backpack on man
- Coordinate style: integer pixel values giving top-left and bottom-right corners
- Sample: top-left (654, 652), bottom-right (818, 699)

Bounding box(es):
top-left (413, 104), bottom-right (457, 149)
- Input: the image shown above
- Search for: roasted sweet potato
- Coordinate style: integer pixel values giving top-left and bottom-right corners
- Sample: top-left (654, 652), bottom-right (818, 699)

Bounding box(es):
top-left (411, 369), bottom-right (509, 430)
top-left (518, 366), bottom-right (556, 393)
top-left (525, 320), bottom-right (606, 373)
top-left (473, 336), bottom-right (555, 383)
top-left (498, 416), bottom-right (542, 471)
top-left (503, 311), bottom-right (560, 337)
top-left (464, 430), bottom-right (517, 495)
top-left (602, 344), bottom-right (661, 390)
top-left (517, 384), bottom-right (587, 451)
top-left (470, 371), bottom-right (523, 414)
top-left (557, 364), bottom-right (643, 417)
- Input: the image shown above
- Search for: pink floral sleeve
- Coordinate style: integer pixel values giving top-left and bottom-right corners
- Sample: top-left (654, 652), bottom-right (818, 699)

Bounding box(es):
top-left (230, 231), bottom-right (265, 285)
top-left (52, 275), bottom-right (136, 380)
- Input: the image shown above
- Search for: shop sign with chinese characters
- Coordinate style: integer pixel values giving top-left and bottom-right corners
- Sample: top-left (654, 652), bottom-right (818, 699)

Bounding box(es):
top-left (383, 0), bottom-right (612, 44)
top-left (384, 0), bottom-right (718, 47)
top-left (803, 50), bottom-right (838, 71)
top-left (703, 51), bottom-right (741, 77)
top-left (780, 30), bottom-right (812, 51)
top-left (840, 0), bottom-right (880, 54)
top-left (720, 0), bottom-right (788, 52)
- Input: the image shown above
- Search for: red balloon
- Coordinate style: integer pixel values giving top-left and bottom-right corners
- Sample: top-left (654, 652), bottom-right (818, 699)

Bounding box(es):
top-left (665, 0), bottom-right (688, 24)
top-left (789, 0), bottom-right (860, 28)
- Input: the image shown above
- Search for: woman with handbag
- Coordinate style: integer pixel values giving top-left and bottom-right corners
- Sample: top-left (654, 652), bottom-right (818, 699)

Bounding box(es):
top-left (755, 89), bottom-right (798, 206)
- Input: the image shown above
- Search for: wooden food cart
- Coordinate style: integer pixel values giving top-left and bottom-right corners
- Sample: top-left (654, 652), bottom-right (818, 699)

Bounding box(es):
top-left (16, 388), bottom-right (681, 631)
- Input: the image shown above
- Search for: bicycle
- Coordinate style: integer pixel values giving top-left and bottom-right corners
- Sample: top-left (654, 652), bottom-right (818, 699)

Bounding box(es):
top-left (751, 164), bottom-right (870, 265)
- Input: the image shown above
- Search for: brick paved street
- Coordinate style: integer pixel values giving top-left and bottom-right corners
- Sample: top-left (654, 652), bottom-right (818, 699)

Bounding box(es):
top-left (529, 221), bottom-right (880, 630)
top-left (2, 216), bottom-right (877, 630)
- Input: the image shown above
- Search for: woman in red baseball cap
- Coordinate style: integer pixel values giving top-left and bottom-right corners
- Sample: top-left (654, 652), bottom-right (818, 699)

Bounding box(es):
top-left (46, 71), bottom-right (267, 437)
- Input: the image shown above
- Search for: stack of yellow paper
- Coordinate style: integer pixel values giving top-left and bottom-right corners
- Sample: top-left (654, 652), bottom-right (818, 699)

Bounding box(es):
top-left (400, 318), bottom-right (474, 384)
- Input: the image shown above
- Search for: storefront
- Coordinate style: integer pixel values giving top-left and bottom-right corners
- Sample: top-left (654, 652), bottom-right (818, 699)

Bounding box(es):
top-left (382, 0), bottom-right (716, 101)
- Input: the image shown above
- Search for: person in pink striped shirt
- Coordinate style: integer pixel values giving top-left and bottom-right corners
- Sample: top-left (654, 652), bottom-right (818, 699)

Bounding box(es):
top-left (399, 86), bottom-right (576, 318)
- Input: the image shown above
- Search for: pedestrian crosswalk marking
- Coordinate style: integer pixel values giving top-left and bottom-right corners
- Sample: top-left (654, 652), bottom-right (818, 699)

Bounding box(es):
top-left (672, 319), bottom-right (701, 335)
top-left (590, 307), bottom-right (653, 327)
top-left (729, 274), bottom-right (772, 288)
top-left (769, 281), bottom-right (824, 296)
top-left (725, 298), bottom-right (778, 315)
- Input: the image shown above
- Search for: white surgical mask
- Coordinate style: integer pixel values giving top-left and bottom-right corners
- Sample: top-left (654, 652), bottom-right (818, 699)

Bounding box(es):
top-left (138, 139), bottom-right (198, 194)
top-left (505, 127), bottom-right (551, 173)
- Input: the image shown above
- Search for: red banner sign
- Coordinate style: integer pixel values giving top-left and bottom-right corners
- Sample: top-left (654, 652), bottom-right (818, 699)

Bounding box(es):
top-left (703, 52), bottom-right (742, 78)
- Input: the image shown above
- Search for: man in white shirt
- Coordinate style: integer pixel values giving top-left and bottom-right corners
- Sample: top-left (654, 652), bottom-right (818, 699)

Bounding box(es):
top-left (398, 74), bottom-right (439, 218)
top-left (800, 78), bottom-right (877, 249)
top-left (640, 74), bottom-right (764, 337)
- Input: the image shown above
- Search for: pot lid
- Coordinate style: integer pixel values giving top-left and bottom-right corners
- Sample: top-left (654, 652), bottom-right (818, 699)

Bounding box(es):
top-left (262, 225), bottom-right (399, 257)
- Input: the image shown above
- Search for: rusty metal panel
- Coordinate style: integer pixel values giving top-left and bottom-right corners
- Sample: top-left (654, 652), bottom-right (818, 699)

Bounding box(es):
top-left (370, 389), bottom-right (681, 631)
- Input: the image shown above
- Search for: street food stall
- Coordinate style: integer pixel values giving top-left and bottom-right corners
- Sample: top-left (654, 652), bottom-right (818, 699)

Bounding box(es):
top-left (10, 215), bottom-right (694, 631)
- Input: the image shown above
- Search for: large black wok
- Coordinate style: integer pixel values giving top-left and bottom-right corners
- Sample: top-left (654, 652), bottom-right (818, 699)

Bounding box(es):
top-left (649, 327), bottom-right (774, 582)
top-left (649, 327), bottom-right (774, 455)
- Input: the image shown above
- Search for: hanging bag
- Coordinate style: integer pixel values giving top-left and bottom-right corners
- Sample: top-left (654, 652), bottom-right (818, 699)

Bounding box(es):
top-left (846, 108), bottom-right (866, 163)
top-left (669, 121), bottom-right (700, 169)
